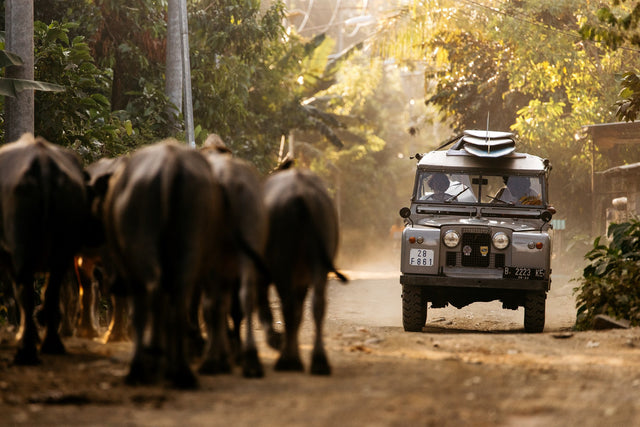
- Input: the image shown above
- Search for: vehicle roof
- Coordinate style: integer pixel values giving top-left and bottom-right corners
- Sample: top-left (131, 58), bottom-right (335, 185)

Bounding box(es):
top-left (417, 149), bottom-right (547, 173)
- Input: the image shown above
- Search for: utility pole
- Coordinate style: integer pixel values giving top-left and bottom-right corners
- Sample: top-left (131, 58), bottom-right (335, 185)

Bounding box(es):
top-left (166, 0), bottom-right (183, 133)
top-left (179, 0), bottom-right (195, 148)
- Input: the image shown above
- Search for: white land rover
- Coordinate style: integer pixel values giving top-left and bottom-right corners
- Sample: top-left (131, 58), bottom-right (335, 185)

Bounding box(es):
top-left (398, 130), bottom-right (555, 333)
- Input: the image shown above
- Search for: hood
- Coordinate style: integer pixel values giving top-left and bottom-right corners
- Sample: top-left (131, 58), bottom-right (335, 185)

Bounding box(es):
top-left (414, 214), bottom-right (546, 233)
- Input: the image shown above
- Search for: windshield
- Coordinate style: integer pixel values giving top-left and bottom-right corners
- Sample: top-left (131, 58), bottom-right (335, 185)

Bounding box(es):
top-left (414, 171), bottom-right (544, 206)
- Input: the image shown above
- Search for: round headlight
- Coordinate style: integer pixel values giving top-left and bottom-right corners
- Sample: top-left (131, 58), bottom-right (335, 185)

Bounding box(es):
top-left (443, 230), bottom-right (460, 248)
top-left (492, 232), bottom-right (510, 249)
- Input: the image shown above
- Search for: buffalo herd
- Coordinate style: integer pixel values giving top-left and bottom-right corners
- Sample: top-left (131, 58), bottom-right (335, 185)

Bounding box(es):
top-left (0, 133), bottom-right (347, 389)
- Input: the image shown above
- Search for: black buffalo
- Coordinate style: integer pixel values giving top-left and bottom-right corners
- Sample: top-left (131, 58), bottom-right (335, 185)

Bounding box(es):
top-left (201, 139), bottom-right (268, 378)
top-left (77, 157), bottom-right (130, 343)
top-left (103, 140), bottom-right (224, 388)
top-left (0, 133), bottom-right (91, 364)
top-left (259, 168), bottom-right (347, 375)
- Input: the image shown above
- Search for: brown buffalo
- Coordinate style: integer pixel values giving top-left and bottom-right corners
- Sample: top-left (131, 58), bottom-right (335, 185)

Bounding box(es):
top-left (103, 140), bottom-right (224, 388)
top-left (201, 140), bottom-right (268, 378)
top-left (0, 133), bottom-right (91, 364)
top-left (259, 168), bottom-right (347, 375)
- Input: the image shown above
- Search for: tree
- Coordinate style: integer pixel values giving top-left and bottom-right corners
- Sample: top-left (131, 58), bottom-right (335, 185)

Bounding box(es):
top-left (372, 0), bottom-right (640, 235)
top-left (580, 1), bottom-right (640, 122)
top-left (4, 0), bottom-right (34, 142)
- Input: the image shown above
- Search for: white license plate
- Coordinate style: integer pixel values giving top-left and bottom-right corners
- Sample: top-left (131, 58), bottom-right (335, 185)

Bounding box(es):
top-left (409, 249), bottom-right (434, 266)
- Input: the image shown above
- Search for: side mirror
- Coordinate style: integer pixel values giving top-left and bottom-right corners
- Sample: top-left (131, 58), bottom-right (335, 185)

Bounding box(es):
top-left (540, 210), bottom-right (553, 223)
top-left (399, 207), bottom-right (411, 218)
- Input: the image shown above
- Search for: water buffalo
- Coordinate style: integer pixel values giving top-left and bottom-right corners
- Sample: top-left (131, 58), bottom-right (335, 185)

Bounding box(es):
top-left (102, 140), bottom-right (224, 388)
top-left (77, 157), bottom-right (130, 343)
top-left (201, 138), bottom-right (268, 378)
top-left (0, 133), bottom-right (91, 364)
top-left (260, 168), bottom-right (347, 375)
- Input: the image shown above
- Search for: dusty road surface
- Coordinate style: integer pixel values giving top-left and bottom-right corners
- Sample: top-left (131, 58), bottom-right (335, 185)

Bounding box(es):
top-left (1, 252), bottom-right (640, 426)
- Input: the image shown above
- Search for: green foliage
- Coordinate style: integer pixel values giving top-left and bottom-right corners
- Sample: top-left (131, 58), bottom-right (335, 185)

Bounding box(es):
top-left (380, 0), bottom-right (640, 234)
top-left (303, 51), bottom-right (415, 237)
top-left (574, 218), bottom-right (640, 329)
top-left (31, 20), bottom-right (163, 162)
top-left (426, 29), bottom-right (525, 132)
top-left (189, 0), bottom-right (293, 169)
top-left (580, 1), bottom-right (640, 122)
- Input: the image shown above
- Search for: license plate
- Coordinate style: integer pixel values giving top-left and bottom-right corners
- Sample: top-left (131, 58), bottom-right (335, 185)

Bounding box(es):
top-left (409, 249), bottom-right (434, 266)
top-left (503, 266), bottom-right (545, 280)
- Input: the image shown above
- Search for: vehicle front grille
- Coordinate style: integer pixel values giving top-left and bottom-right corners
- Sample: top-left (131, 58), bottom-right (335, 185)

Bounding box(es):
top-left (443, 228), bottom-right (507, 269)
top-left (446, 251), bottom-right (457, 267)
top-left (461, 232), bottom-right (491, 267)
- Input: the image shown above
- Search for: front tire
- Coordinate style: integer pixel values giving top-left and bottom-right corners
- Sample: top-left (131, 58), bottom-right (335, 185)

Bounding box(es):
top-left (524, 291), bottom-right (546, 333)
top-left (402, 285), bottom-right (427, 332)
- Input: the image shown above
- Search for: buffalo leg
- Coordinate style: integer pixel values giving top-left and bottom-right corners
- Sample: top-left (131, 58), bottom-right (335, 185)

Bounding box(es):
top-left (75, 258), bottom-right (100, 339)
top-left (13, 276), bottom-right (40, 365)
top-left (164, 286), bottom-right (198, 389)
top-left (126, 290), bottom-right (159, 385)
top-left (310, 278), bottom-right (330, 375)
top-left (199, 288), bottom-right (232, 375)
top-left (274, 282), bottom-right (305, 372)
top-left (105, 294), bottom-right (129, 342)
top-left (185, 288), bottom-right (204, 359)
top-left (40, 266), bottom-right (66, 355)
top-left (59, 269), bottom-right (79, 337)
top-left (257, 279), bottom-right (281, 350)
top-left (229, 288), bottom-right (242, 363)
top-left (239, 266), bottom-right (263, 378)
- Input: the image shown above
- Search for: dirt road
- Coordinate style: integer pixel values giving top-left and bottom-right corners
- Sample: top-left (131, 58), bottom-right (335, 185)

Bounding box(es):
top-left (1, 255), bottom-right (640, 426)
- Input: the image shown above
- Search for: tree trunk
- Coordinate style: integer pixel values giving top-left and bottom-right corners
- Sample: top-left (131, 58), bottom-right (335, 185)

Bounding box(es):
top-left (5, 0), bottom-right (34, 143)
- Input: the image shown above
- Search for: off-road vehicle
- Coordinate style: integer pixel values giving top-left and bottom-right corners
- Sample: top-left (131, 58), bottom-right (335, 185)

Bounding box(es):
top-left (399, 130), bottom-right (555, 333)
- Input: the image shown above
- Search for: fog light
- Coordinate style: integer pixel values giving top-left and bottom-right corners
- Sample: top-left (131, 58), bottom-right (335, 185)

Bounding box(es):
top-left (417, 236), bottom-right (424, 244)
top-left (527, 241), bottom-right (535, 249)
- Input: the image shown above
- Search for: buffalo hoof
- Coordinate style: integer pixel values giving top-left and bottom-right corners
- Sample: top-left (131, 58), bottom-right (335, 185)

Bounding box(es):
top-left (167, 366), bottom-right (199, 390)
top-left (126, 350), bottom-right (164, 386)
top-left (242, 349), bottom-right (264, 378)
top-left (76, 327), bottom-right (100, 340)
top-left (198, 357), bottom-right (232, 375)
top-left (13, 347), bottom-right (41, 366)
top-left (104, 330), bottom-right (129, 343)
top-left (187, 330), bottom-right (205, 359)
top-left (40, 333), bottom-right (66, 355)
top-left (126, 360), bottom-right (159, 386)
top-left (274, 355), bottom-right (304, 372)
top-left (310, 352), bottom-right (331, 376)
top-left (267, 331), bottom-right (282, 350)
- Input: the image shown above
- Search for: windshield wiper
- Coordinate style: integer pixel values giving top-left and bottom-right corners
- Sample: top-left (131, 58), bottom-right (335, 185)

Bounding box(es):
top-left (445, 186), bottom-right (470, 202)
top-left (485, 194), bottom-right (513, 205)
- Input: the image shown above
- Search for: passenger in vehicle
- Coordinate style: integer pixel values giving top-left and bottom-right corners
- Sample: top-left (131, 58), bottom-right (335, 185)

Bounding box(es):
top-left (425, 173), bottom-right (452, 202)
top-left (496, 176), bottom-right (541, 205)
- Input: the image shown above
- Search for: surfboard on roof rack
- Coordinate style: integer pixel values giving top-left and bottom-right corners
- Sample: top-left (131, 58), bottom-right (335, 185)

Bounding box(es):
top-left (449, 130), bottom-right (517, 158)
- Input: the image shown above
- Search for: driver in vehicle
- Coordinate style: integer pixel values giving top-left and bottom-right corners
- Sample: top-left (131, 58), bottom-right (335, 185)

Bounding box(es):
top-left (496, 176), bottom-right (541, 205)
top-left (425, 173), bottom-right (451, 202)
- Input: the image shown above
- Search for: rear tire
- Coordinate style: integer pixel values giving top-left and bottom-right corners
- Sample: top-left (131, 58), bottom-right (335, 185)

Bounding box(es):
top-left (402, 285), bottom-right (427, 332)
top-left (524, 291), bottom-right (546, 333)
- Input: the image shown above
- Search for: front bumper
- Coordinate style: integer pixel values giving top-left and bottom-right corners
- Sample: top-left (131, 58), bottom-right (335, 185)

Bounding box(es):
top-left (400, 273), bottom-right (550, 292)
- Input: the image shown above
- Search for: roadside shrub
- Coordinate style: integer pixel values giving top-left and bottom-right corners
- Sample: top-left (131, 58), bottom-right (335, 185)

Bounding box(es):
top-left (573, 218), bottom-right (640, 329)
